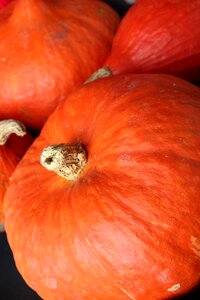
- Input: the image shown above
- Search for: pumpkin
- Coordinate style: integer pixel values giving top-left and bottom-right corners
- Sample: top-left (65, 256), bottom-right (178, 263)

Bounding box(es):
top-left (4, 74), bottom-right (200, 299)
top-left (0, 0), bottom-right (120, 131)
top-left (90, 0), bottom-right (200, 83)
top-left (0, 0), bottom-right (13, 9)
top-left (0, 119), bottom-right (33, 231)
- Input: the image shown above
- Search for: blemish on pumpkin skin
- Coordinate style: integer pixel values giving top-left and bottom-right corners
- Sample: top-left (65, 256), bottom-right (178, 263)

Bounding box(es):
top-left (119, 287), bottom-right (136, 300)
top-left (167, 283), bottom-right (181, 292)
top-left (46, 278), bottom-right (57, 290)
top-left (0, 174), bottom-right (7, 191)
top-left (20, 107), bottom-right (33, 119)
top-left (51, 21), bottom-right (67, 41)
top-left (191, 236), bottom-right (200, 257)
top-left (148, 220), bottom-right (171, 229)
top-left (96, 8), bottom-right (105, 16)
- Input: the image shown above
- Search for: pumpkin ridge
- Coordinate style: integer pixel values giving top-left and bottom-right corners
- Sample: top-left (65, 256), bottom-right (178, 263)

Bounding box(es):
top-left (56, 184), bottom-right (134, 299)
top-left (68, 185), bottom-right (139, 299)
top-left (76, 172), bottom-right (175, 247)
top-left (69, 188), bottom-right (110, 274)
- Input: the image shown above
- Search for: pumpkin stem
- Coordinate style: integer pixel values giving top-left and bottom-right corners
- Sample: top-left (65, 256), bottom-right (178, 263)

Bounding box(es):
top-left (0, 119), bottom-right (27, 146)
top-left (85, 66), bottom-right (112, 84)
top-left (40, 143), bottom-right (87, 181)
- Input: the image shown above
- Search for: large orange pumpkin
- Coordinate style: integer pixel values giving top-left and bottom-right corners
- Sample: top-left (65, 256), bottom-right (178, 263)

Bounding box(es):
top-left (0, 119), bottom-right (33, 231)
top-left (4, 74), bottom-right (200, 299)
top-left (0, 0), bottom-right (120, 131)
top-left (91, 0), bottom-right (200, 82)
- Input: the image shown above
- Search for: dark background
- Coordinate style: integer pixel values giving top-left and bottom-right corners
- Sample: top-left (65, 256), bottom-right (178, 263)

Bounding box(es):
top-left (0, 0), bottom-right (199, 299)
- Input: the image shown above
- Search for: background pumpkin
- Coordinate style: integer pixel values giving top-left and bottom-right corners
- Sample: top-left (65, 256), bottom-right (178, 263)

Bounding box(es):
top-left (0, 119), bottom-right (33, 231)
top-left (92, 0), bottom-right (200, 83)
top-left (4, 74), bottom-right (200, 300)
top-left (0, 0), bottom-right (120, 131)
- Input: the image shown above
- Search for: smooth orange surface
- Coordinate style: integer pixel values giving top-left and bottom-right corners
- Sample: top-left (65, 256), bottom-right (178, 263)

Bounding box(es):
top-left (106, 0), bottom-right (200, 82)
top-left (4, 74), bottom-right (200, 299)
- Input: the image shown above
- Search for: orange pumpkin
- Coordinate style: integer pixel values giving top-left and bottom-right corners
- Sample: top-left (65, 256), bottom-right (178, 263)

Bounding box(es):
top-left (0, 119), bottom-right (33, 231)
top-left (0, 0), bottom-right (120, 131)
top-left (4, 74), bottom-right (200, 299)
top-left (91, 0), bottom-right (200, 83)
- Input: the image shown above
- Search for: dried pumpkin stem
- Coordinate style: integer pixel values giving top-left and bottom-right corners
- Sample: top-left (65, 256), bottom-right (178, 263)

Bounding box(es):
top-left (0, 119), bottom-right (26, 146)
top-left (85, 66), bottom-right (112, 84)
top-left (40, 143), bottom-right (87, 181)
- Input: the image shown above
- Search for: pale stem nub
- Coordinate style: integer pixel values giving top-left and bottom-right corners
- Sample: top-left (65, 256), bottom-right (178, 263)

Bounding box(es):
top-left (40, 143), bottom-right (87, 181)
top-left (0, 119), bottom-right (26, 146)
top-left (85, 66), bottom-right (112, 84)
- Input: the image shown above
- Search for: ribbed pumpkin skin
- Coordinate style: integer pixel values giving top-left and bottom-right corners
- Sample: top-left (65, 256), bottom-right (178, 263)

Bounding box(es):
top-left (0, 128), bottom-right (33, 229)
top-left (0, 0), bottom-right (120, 130)
top-left (4, 74), bottom-right (200, 300)
top-left (105, 0), bottom-right (200, 82)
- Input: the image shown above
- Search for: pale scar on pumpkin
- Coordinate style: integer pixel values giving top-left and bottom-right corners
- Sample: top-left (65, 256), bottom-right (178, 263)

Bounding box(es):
top-left (191, 236), bottom-right (200, 257)
top-left (167, 283), bottom-right (181, 292)
top-left (119, 287), bottom-right (136, 300)
top-left (45, 278), bottom-right (57, 290)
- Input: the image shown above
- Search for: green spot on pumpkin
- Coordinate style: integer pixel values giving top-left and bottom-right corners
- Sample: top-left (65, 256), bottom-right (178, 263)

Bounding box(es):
top-left (96, 7), bottom-right (105, 15)
top-left (20, 107), bottom-right (33, 120)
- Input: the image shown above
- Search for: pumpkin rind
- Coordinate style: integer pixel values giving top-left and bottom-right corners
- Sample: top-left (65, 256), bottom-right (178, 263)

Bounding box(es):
top-left (0, 0), bottom-right (13, 9)
top-left (105, 0), bottom-right (200, 82)
top-left (0, 119), bottom-right (33, 229)
top-left (4, 74), bottom-right (200, 299)
top-left (0, 0), bottom-right (120, 130)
